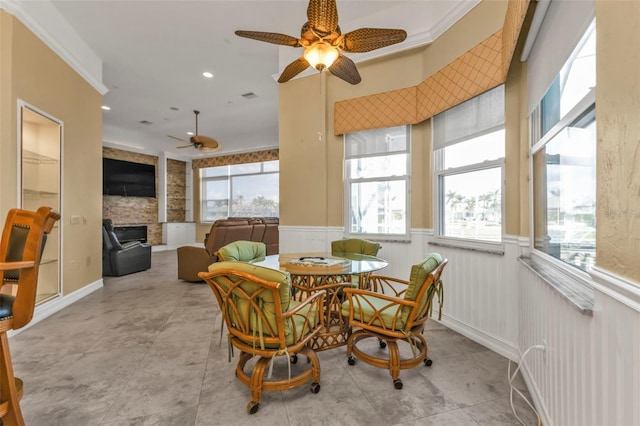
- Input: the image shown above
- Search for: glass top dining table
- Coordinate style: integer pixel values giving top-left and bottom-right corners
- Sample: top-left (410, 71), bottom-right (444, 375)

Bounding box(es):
top-left (251, 252), bottom-right (388, 276)
top-left (251, 252), bottom-right (389, 351)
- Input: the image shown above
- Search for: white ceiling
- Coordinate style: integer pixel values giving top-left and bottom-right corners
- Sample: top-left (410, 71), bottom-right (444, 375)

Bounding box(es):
top-left (11, 0), bottom-right (479, 160)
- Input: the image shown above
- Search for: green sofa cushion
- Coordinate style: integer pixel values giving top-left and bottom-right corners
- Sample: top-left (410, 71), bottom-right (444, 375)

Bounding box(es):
top-left (217, 240), bottom-right (266, 262)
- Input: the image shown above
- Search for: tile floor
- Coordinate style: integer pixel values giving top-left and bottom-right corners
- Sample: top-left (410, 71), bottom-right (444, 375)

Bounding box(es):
top-left (10, 250), bottom-right (538, 425)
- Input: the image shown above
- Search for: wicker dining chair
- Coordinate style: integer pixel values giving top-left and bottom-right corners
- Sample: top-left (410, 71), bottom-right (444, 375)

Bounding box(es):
top-left (331, 238), bottom-right (382, 289)
top-left (199, 262), bottom-right (325, 414)
top-left (341, 253), bottom-right (447, 389)
top-left (0, 207), bottom-right (60, 426)
top-left (331, 238), bottom-right (381, 257)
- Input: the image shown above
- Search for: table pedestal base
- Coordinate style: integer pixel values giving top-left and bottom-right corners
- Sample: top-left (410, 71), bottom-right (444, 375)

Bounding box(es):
top-left (291, 274), bottom-right (353, 351)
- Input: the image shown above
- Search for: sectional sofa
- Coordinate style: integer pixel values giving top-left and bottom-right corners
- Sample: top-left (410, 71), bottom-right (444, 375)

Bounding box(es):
top-left (176, 217), bottom-right (278, 282)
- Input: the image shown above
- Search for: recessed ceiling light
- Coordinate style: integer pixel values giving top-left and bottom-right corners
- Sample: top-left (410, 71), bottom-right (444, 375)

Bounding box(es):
top-left (187, 132), bottom-right (194, 136)
top-left (102, 105), bottom-right (111, 111)
top-left (202, 71), bottom-right (214, 78)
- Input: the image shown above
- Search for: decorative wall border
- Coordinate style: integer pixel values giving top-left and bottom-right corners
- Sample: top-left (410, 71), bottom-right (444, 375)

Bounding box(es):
top-left (191, 148), bottom-right (279, 169)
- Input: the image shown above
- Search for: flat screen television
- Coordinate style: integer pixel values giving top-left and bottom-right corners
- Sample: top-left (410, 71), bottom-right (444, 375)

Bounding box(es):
top-left (103, 158), bottom-right (156, 197)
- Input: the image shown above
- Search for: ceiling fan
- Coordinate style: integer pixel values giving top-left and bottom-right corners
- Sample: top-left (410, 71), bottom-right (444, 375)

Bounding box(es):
top-left (168, 110), bottom-right (220, 151)
top-left (235, 0), bottom-right (407, 85)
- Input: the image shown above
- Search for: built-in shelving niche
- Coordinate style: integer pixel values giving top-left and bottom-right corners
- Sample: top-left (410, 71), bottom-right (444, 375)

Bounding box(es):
top-left (20, 104), bottom-right (62, 305)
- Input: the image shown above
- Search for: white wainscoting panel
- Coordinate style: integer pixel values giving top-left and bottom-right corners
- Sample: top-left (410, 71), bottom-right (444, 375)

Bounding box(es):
top-left (278, 226), bottom-right (521, 358)
top-left (429, 235), bottom-right (523, 360)
top-left (277, 225), bottom-right (640, 425)
top-left (518, 264), bottom-right (640, 426)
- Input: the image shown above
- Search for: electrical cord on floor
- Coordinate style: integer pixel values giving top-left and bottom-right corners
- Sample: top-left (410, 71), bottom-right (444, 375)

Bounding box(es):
top-left (508, 344), bottom-right (544, 426)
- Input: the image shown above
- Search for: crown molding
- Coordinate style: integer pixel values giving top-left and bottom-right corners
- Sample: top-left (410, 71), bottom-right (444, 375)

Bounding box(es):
top-left (0, 0), bottom-right (108, 95)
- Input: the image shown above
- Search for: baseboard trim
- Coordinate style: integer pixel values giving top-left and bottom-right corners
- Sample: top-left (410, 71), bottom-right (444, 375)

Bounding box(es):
top-left (436, 313), bottom-right (519, 362)
top-left (9, 278), bottom-right (104, 336)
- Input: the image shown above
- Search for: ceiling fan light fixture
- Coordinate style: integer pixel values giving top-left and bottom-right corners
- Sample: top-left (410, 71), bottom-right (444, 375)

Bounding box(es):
top-left (304, 41), bottom-right (339, 70)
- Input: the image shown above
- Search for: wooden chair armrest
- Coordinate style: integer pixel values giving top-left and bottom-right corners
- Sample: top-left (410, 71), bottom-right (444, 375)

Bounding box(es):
top-left (282, 290), bottom-right (326, 318)
top-left (0, 261), bottom-right (35, 271)
top-left (282, 290), bottom-right (327, 337)
top-left (366, 275), bottom-right (409, 297)
top-left (343, 288), bottom-right (416, 333)
top-left (343, 287), bottom-right (414, 307)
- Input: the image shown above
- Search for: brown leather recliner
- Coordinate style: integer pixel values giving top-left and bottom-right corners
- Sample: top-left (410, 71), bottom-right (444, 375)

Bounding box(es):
top-left (177, 217), bottom-right (278, 282)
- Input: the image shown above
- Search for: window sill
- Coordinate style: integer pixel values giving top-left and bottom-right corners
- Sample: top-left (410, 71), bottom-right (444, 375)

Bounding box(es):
top-left (347, 235), bottom-right (411, 244)
top-left (518, 255), bottom-right (594, 316)
top-left (429, 238), bottom-right (504, 255)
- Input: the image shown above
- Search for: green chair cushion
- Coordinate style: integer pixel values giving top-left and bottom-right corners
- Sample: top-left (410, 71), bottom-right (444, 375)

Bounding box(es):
top-left (341, 294), bottom-right (404, 330)
top-left (400, 253), bottom-right (443, 324)
top-left (217, 240), bottom-right (266, 262)
top-left (331, 238), bottom-right (380, 257)
top-left (206, 261), bottom-right (323, 347)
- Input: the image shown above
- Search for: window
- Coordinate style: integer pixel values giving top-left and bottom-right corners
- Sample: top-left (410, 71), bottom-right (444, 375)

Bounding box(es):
top-left (531, 23), bottom-right (596, 272)
top-left (433, 85), bottom-right (505, 243)
top-left (200, 160), bottom-right (279, 222)
top-left (344, 126), bottom-right (410, 239)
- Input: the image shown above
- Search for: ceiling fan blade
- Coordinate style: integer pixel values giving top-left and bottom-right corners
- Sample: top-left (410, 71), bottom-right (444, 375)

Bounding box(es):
top-left (341, 28), bottom-right (407, 53)
top-left (191, 135), bottom-right (220, 150)
top-left (328, 54), bottom-right (361, 85)
top-left (167, 135), bottom-right (187, 143)
top-left (235, 30), bottom-right (300, 47)
top-left (278, 57), bottom-right (311, 83)
top-left (176, 144), bottom-right (194, 149)
top-left (307, 0), bottom-right (339, 35)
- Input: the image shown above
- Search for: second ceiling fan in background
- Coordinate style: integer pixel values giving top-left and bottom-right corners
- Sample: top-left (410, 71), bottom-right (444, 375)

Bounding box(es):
top-left (235, 0), bottom-right (407, 84)
top-left (168, 110), bottom-right (220, 152)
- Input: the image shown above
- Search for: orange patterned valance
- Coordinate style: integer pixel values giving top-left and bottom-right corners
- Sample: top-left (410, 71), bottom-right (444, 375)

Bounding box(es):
top-left (415, 31), bottom-right (503, 121)
top-left (334, 0), bottom-right (531, 135)
top-left (334, 87), bottom-right (418, 135)
top-left (192, 149), bottom-right (279, 169)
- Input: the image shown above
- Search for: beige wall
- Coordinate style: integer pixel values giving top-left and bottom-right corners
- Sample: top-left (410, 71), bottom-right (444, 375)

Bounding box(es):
top-left (0, 11), bottom-right (103, 294)
top-left (596, 0), bottom-right (640, 282)
top-left (279, 0), bottom-right (508, 230)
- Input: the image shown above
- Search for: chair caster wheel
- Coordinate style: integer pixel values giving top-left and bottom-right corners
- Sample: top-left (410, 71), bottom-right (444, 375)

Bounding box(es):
top-left (379, 340), bottom-right (387, 349)
top-left (247, 401), bottom-right (260, 414)
top-left (310, 382), bottom-right (321, 394)
top-left (393, 378), bottom-right (403, 389)
top-left (347, 356), bottom-right (356, 366)
top-left (424, 358), bottom-right (433, 366)
top-left (291, 354), bottom-right (298, 364)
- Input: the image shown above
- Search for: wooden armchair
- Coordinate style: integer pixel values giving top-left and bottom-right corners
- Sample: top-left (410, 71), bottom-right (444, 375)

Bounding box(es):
top-left (341, 253), bottom-right (447, 389)
top-left (199, 262), bottom-right (325, 414)
top-left (0, 207), bottom-right (60, 425)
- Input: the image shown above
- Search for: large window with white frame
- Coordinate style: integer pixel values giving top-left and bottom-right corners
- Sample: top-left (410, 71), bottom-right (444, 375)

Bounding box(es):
top-left (344, 126), bottom-right (410, 239)
top-left (530, 22), bottom-right (596, 272)
top-left (433, 85), bottom-right (505, 243)
top-left (200, 160), bottom-right (279, 222)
